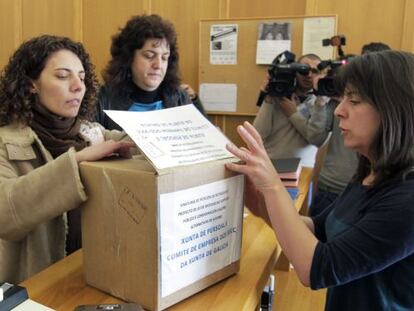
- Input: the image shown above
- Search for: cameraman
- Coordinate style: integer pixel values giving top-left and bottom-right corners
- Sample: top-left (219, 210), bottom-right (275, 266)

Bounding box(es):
top-left (253, 54), bottom-right (322, 168)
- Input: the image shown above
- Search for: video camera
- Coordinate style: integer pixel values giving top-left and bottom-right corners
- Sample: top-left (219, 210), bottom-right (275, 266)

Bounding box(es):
top-left (259, 41), bottom-right (348, 103)
top-left (322, 35), bottom-right (346, 47)
top-left (322, 34), bottom-right (346, 59)
top-left (266, 50), bottom-right (311, 97)
top-left (315, 59), bottom-right (347, 97)
top-left (314, 34), bottom-right (348, 96)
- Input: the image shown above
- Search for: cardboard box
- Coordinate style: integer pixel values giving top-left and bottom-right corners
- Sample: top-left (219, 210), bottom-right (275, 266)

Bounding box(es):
top-left (80, 156), bottom-right (244, 310)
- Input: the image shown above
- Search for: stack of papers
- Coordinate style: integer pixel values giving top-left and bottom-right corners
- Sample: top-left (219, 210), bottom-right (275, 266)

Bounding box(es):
top-left (271, 158), bottom-right (302, 198)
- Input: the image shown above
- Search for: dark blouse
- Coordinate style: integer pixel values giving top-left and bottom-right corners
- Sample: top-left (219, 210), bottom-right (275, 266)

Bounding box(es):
top-left (311, 178), bottom-right (414, 310)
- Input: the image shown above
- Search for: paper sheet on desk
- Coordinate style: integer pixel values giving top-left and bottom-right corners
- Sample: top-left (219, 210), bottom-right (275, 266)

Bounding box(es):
top-left (11, 299), bottom-right (54, 310)
top-left (104, 105), bottom-right (234, 170)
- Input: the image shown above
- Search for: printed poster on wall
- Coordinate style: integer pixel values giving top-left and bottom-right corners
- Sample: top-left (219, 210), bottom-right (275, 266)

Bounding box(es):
top-left (159, 175), bottom-right (244, 297)
top-left (210, 24), bottom-right (238, 65)
top-left (256, 22), bottom-right (292, 64)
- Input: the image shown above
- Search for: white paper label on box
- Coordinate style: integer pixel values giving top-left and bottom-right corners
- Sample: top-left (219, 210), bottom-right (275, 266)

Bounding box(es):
top-left (159, 175), bottom-right (244, 297)
top-left (104, 105), bottom-right (234, 170)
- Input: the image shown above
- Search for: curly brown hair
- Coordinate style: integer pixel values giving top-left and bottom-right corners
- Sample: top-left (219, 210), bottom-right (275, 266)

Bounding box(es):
top-left (0, 35), bottom-right (98, 126)
top-left (103, 14), bottom-right (180, 101)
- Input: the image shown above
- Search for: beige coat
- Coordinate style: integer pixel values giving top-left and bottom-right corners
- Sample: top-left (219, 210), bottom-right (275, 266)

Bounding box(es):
top-left (0, 121), bottom-right (126, 283)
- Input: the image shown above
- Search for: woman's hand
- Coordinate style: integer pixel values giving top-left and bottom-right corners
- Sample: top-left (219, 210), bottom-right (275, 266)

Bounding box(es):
top-left (227, 122), bottom-right (317, 285)
top-left (225, 121), bottom-right (281, 194)
top-left (244, 177), bottom-right (272, 225)
top-left (180, 83), bottom-right (197, 100)
top-left (75, 140), bottom-right (136, 163)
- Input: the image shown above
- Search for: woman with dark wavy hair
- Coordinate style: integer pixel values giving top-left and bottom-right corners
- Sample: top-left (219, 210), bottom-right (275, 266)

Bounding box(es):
top-left (95, 14), bottom-right (204, 130)
top-left (0, 35), bottom-right (134, 283)
top-left (225, 50), bottom-right (414, 310)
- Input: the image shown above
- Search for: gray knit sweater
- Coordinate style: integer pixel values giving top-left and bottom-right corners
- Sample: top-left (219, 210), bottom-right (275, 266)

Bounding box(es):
top-left (253, 95), bottom-right (318, 168)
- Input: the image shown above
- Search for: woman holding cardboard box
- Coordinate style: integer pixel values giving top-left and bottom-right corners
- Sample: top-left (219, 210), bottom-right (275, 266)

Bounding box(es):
top-left (95, 14), bottom-right (205, 131)
top-left (226, 51), bottom-right (414, 310)
top-left (0, 35), bottom-right (134, 284)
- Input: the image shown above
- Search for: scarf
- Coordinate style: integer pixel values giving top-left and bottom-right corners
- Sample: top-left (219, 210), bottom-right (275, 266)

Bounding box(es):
top-left (31, 103), bottom-right (88, 158)
top-left (31, 103), bottom-right (89, 254)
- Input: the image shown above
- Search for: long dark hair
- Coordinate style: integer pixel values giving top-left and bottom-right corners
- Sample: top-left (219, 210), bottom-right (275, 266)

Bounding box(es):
top-left (335, 50), bottom-right (414, 187)
top-left (103, 14), bottom-right (180, 101)
top-left (0, 35), bottom-right (98, 126)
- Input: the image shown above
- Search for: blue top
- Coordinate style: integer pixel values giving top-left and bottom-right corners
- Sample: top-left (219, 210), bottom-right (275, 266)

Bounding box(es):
top-left (95, 84), bottom-right (188, 131)
top-left (128, 100), bottom-right (164, 112)
top-left (310, 178), bottom-right (414, 310)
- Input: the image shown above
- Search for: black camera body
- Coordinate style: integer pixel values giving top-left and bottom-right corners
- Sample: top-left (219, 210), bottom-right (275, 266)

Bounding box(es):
top-left (322, 34), bottom-right (347, 59)
top-left (267, 51), bottom-right (311, 97)
top-left (315, 60), bottom-right (345, 96)
top-left (322, 35), bottom-right (346, 47)
top-left (260, 49), bottom-right (347, 102)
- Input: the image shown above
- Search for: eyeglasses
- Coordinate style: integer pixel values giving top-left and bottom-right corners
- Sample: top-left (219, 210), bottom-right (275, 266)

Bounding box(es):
top-left (309, 68), bottom-right (321, 75)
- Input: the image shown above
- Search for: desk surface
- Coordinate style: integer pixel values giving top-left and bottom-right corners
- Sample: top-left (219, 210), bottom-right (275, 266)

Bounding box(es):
top-left (295, 167), bottom-right (313, 214)
top-left (20, 215), bottom-right (278, 311)
top-left (21, 168), bottom-right (312, 311)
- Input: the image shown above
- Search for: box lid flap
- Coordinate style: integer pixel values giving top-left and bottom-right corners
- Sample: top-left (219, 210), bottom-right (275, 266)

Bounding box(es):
top-left (104, 105), bottom-right (235, 171)
top-left (80, 155), bottom-right (156, 173)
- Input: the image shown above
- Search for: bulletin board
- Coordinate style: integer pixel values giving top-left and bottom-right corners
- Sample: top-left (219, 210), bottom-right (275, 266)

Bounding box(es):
top-left (199, 15), bottom-right (337, 115)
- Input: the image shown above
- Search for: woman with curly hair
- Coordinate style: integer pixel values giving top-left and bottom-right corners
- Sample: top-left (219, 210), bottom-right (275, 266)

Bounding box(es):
top-left (0, 35), bottom-right (134, 283)
top-left (95, 14), bottom-right (204, 130)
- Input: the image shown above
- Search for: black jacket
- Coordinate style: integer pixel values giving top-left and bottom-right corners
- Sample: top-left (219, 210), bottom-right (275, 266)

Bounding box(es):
top-left (95, 85), bottom-right (205, 130)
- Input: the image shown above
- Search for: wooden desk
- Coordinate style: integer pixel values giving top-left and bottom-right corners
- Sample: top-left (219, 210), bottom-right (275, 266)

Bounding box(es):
top-left (21, 212), bottom-right (279, 311)
top-left (276, 167), bottom-right (313, 270)
top-left (295, 167), bottom-right (313, 216)
top-left (20, 168), bottom-right (312, 310)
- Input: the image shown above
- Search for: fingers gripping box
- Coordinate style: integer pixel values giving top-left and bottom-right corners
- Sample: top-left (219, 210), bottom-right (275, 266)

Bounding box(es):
top-left (80, 106), bottom-right (244, 310)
